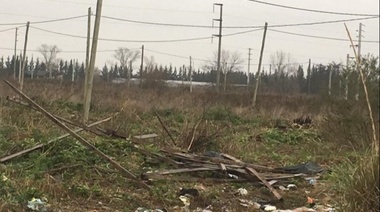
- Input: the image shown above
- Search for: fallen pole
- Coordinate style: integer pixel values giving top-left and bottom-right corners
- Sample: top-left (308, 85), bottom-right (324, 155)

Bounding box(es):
top-left (3, 80), bottom-right (151, 191)
top-left (0, 117), bottom-right (111, 163)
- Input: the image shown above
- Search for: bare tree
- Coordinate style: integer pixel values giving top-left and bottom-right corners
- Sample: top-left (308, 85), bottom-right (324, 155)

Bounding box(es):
top-left (114, 47), bottom-right (140, 85)
top-left (144, 55), bottom-right (156, 73)
top-left (270, 51), bottom-right (298, 76)
top-left (204, 49), bottom-right (244, 90)
top-left (37, 44), bottom-right (61, 78)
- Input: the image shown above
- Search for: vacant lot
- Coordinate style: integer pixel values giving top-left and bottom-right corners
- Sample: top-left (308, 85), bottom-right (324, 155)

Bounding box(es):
top-left (0, 79), bottom-right (378, 211)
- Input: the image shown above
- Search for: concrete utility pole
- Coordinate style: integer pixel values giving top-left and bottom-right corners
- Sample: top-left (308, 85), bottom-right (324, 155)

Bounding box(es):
top-left (213, 3), bottom-right (223, 93)
top-left (84, 7), bottom-right (91, 103)
top-left (13, 28), bottom-right (18, 79)
top-left (140, 45), bottom-right (144, 88)
top-left (252, 22), bottom-right (268, 108)
top-left (20, 22), bottom-right (30, 92)
top-left (247, 48), bottom-right (252, 88)
top-left (355, 22), bottom-right (364, 101)
top-left (189, 56), bottom-right (193, 92)
top-left (83, 0), bottom-right (102, 123)
top-left (307, 59), bottom-right (311, 95)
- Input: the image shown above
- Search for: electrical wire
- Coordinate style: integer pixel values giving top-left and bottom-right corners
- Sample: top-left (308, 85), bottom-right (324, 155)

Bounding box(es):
top-left (101, 15), bottom-right (378, 29)
top-left (247, 0), bottom-right (379, 17)
top-left (30, 26), bottom-right (263, 43)
top-left (269, 29), bottom-right (380, 43)
top-left (0, 15), bottom-right (87, 26)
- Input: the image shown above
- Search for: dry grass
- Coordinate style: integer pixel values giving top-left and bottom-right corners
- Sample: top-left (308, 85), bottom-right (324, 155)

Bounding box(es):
top-left (333, 153), bottom-right (379, 212)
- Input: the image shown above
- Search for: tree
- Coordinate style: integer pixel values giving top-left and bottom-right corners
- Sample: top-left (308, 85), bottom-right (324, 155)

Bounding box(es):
top-left (114, 47), bottom-right (140, 86)
top-left (203, 49), bottom-right (244, 90)
top-left (37, 44), bottom-right (61, 78)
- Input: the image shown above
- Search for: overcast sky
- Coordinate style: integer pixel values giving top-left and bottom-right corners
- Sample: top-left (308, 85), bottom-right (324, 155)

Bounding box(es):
top-left (0, 0), bottom-right (379, 73)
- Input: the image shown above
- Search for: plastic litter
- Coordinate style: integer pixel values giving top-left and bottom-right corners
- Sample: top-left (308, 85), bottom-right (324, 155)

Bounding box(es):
top-left (309, 178), bottom-right (316, 185)
top-left (179, 188), bottom-right (199, 197)
top-left (260, 205), bottom-right (277, 211)
top-left (134, 208), bottom-right (166, 212)
top-left (274, 161), bottom-right (323, 174)
top-left (237, 188), bottom-right (248, 196)
top-left (27, 198), bottom-right (47, 212)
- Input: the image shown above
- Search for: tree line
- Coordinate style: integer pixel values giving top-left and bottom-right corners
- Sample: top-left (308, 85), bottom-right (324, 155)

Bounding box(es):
top-left (0, 44), bottom-right (378, 99)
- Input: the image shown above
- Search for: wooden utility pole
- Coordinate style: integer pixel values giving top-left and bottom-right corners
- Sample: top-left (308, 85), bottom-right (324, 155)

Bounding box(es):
top-left (18, 53), bottom-right (22, 83)
top-left (328, 65), bottom-right (332, 96)
top-left (128, 60), bottom-right (132, 88)
top-left (20, 22), bottom-right (30, 92)
top-left (213, 3), bottom-right (223, 93)
top-left (13, 28), bottom-right (18, 79)
top-left (307, 59), bottom-right (311, 95)
top-left (140, 45), bottom-right (144, 88)
top-left (189, 56), bottom-right (193, 92)
top-left (84, 7), bottom-right (91, 106)
top-left (252, 22), bottom-right (268, 108)
top-left (247, 48), bottom-right (251, 89)
top-left (83, 0), bottom-right (102, 123)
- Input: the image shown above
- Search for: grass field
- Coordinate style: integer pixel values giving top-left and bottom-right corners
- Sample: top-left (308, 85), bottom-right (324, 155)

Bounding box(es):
top-left (0, 78), bottom-right (378, 212)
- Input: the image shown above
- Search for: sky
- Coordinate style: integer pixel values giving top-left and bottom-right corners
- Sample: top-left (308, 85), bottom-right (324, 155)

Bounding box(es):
top-left (0, 0), bottom-right (379, 74)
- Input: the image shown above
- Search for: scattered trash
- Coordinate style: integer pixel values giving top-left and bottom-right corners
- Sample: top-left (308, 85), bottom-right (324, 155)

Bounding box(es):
top-left (279, 184), bottom-right (297, 191)
top-left (309, 178), bottom-right (316, 186)
top-left (227, 173), bottom-right (239, 179)
top-left (1, 174), bottom-right (8, 182)
top-left (195, 205), bottom-right (212, 212)
top-left (179, 188), bottom-right (199, 197)
top-left (179, 195), bottom-right (191, 210)
top-left (27, 198), bottom-right (47, 212)
top-left (307, 197), bottom-right (316, 208)
top-left (274, 161), bottom-right (324, 175)
top-left (135, 207), bottom-right (166, 212)
top-left (236, 188), bottom-right (248, 196)
top-left (238, 199), bottom-right (253, 207)
top-left (260, 204), bottom-right (277, 211)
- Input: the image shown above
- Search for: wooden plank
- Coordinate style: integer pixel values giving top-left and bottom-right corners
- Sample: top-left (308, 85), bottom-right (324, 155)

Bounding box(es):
top-left (245, 167), bottom-right (282, 200)
top-left (0, 117), bottom-right (112, 163)
top-left (4, 80), bottom-right (151, 191)
top-left (133, 133), bottom-right (158, 140)
top-left (221, 153), bottom-right (244, 163)
top-left (145, 167), bottom-right (219, 176)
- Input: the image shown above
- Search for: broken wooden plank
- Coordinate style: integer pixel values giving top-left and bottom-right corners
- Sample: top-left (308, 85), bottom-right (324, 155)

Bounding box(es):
top-left (133, 133), bottom-right (158, 140)
top-left (4, 80), bottom-right (151, 191)
top-left (245, 167), bottom-right (282, 200)
top-left (154, 110), bottom-right (176, 146)
top-left (221, 153), bottom-right (244, 163)
top-left (0, 117), bottom-right (111, 163)
top-left (145, 167), bottom-right (220, 176)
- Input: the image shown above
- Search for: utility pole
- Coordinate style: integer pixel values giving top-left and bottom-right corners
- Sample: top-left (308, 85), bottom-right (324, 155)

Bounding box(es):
top-left (13, 28), bottom-right (18, 79)
top-left (83, 0), bottom-right (103, 123)
top-left (252, 22), bottom-right (268, 108)
top-left (189, 56), bottom-right (193, 92)
top-left (84, 7), bottom-right (91, 103)
top-left (345, 54), bottom-right (350, 100)
top-left (20, 22), bottom-right (30, 92)
top-left (355, 22), bottom-right (364, 101)
top-left (213, 3), bottom-right (223, 93)
top-left (140, 45), bottom-right (144, 88)
top-left (247, 48), bottom-right (251, 88)
top-left (18, 53), bottom-right (22, 83)
top-left (307, 59), bottom-right (311, 95)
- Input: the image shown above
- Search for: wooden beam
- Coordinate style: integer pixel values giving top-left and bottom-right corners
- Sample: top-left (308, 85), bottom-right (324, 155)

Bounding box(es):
top-left (245, 167), bottom-right (282, 200)
top-left (3, 79), bottom-right (151, 191)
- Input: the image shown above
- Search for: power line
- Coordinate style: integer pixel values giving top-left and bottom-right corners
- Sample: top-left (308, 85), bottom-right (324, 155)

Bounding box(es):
top-left (101, 14), bottom-right (377, 29)
top-left (247, 0), bottom-right (380, 17)
top-left (269, 29), bottom-right (380, 43)
top-left (30, 26), bottom-right (263, 43)
top-left (269, 16), bottom-right (378, 28)
top-left (0, 15), bottom-right (87, 26)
